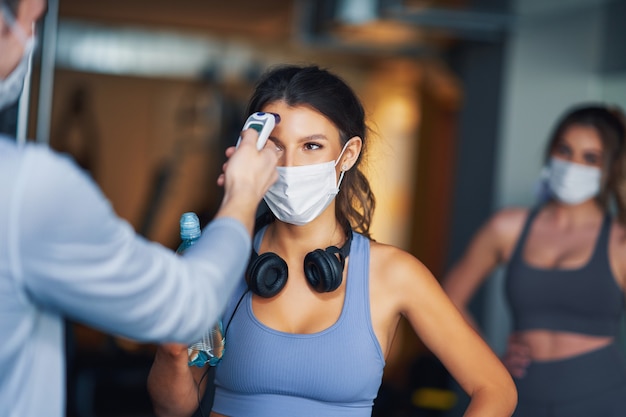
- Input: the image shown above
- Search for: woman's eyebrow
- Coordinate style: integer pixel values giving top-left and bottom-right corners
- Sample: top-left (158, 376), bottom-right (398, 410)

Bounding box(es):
top-left (270, 134), bottom-right (330, 146)
top-left (300, 134), bottom-right (328, 141)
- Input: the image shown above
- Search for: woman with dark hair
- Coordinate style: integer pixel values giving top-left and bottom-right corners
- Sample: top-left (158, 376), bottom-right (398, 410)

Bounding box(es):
top-left (148, 64), bottom-right (517, 417)
top-left (443, 104), bottom-right (626, 416)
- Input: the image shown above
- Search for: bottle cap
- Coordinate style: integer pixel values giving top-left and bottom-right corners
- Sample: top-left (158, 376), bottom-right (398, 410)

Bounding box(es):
top-left (180, 212), bottom-right (201, 240)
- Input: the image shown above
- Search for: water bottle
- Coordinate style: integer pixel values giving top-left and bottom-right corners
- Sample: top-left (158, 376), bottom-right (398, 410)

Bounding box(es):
top-left (176, 212), bottom-right (225, 367)
top-left (176, 212), bottom-right (201, 254)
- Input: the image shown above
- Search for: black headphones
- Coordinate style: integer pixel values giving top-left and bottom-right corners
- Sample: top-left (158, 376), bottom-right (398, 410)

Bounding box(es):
top-left (245, 212), bottom-right (353, 298)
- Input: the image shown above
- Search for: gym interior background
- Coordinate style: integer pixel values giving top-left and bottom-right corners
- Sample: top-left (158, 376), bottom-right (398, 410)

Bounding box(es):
top-left (2, 0), bottom-right (625, 416)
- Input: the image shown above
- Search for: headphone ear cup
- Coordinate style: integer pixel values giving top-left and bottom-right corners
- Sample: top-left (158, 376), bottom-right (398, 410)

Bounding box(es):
top-left (247, 252), bottom-right (289, 298)
top-left (303, 248), bottom-right (344, 293)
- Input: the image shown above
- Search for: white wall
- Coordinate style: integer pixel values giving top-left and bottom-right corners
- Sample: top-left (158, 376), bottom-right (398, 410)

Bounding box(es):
top-left (496, 0), bottom-right (606, 209)
top-left (483, 0), bottom-right (609, 353)
top-left (601, 73), bottom-right (626, 109)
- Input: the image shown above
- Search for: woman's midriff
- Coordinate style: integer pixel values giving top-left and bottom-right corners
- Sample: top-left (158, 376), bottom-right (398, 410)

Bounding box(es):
top-left (518, 330), bottom-right (614, 361)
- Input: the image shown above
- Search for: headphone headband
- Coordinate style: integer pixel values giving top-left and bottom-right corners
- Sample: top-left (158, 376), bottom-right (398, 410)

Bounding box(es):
top-left (247, 211), bottom-right (353, 297)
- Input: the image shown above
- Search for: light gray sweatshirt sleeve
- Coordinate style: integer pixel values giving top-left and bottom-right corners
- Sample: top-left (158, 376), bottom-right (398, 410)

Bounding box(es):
top-left (12, 145), bottom-right (251, 343)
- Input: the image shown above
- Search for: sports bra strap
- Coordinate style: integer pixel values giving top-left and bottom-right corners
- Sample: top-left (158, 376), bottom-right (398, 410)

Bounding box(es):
top-left (509, 207), bottom-right (541, 264)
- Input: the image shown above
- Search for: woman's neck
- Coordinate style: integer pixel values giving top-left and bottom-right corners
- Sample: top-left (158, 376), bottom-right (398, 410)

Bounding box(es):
top-left (264, 212), bottom-right (347, 256)
top-left (544, 199), bottom-right (605, 228)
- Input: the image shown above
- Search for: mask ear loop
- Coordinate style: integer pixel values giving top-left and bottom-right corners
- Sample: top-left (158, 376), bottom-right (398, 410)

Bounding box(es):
top-left (334, 139), bottom-right (355, 189)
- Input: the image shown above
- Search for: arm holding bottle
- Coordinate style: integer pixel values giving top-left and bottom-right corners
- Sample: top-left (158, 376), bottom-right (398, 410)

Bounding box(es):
top-left (147, 129), bottom-right (277, 417)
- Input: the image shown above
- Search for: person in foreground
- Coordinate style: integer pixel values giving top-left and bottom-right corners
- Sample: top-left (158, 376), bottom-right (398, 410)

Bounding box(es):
top-left (443, 104), bottom-right (626, 416)
top-left (147, 64), bottom-right (517, 417)
top-left (0, 1), bottom-right (280, 416)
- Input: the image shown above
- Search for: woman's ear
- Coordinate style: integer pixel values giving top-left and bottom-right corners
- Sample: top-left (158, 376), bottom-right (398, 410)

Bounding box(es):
top-left (340, 136), bottom-right (362, 171)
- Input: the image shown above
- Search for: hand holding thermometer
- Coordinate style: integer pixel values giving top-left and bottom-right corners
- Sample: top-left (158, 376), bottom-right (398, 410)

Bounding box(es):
top-left (236, 112), bottom-right (280, 150)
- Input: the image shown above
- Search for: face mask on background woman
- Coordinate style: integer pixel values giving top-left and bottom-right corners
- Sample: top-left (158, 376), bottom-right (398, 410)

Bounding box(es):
top-left (546, 157), bottom-right (602, 205)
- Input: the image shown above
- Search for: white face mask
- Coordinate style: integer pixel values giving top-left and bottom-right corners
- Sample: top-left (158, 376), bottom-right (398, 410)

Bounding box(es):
top-left (0, 3), bottom-right (35, 111)
top-left (547, 157), bottom-right (602, 205)
top-left (264, 143), bottom-right (350, 226)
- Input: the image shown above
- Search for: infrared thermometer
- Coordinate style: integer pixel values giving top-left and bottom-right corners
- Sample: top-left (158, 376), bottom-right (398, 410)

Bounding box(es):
top-left (236, 112), bottom-right (280, 150)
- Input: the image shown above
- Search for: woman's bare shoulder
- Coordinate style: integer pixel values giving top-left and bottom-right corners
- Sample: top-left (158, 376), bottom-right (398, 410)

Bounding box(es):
top-left (487, 206), bottom-right (530, 235)
top-left (466, 206), bottom-right (531, 261)
top-left (368, 240), bottom-right (435, 288)
top-left (369, 240), bottom-right (418, 266)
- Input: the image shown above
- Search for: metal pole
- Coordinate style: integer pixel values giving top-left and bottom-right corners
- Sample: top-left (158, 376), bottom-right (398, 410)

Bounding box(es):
top-left (35, 0), bottom-right (59, 145)
top-left (15, 52), bottom-right (32, 145)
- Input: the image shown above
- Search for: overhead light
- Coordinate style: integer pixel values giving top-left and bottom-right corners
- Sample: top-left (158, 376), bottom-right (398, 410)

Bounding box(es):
top-left (333, 19), bottom-right (423, 47)
top-left (330, 0), bottom-right (424, 48)
top-left (336, 0), bottom-right (378, 24)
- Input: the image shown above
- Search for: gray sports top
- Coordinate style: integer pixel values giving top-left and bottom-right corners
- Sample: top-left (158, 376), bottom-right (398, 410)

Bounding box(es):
top-left (505, 209), bottom-right (624, 336)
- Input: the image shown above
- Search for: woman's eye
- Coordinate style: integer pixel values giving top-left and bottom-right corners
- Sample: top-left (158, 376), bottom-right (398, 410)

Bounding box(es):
top-left (304, 143), bottom-right (321, 150)
top-left (583, 153), bottom-right (601, 165)
top-left (270, 140), bottom-right (283, 152)
top-left (554, 144), bottom-right (571, 157)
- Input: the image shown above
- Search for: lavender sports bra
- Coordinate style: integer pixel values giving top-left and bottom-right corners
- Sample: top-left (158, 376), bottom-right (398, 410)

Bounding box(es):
top-left (212, 231), bottom-right (385, 417)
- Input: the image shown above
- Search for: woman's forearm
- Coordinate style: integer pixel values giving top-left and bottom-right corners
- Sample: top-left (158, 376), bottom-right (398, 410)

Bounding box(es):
top-left (463, 384), bottom-right (518, 417)
top-left (147, 346), bottom-right (202, 417)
